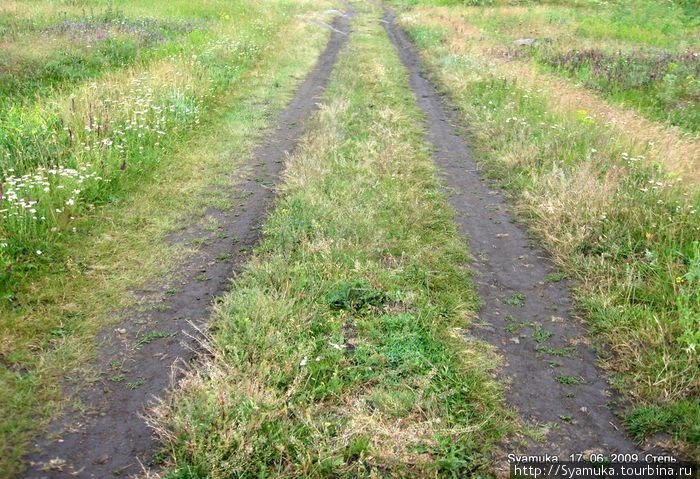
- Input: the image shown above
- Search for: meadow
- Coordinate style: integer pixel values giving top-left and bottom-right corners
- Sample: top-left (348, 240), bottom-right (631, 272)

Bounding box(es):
top-left (391, 0), bottom-right (699, 455)
top-left (0, 0), bottom-right (270, 294)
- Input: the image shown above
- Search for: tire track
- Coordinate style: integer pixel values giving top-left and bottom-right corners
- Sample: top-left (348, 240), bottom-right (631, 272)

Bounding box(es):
top-left (381, 7), bottom-right (642, 458)
top-left (20, 9), bottom-right (353, 479)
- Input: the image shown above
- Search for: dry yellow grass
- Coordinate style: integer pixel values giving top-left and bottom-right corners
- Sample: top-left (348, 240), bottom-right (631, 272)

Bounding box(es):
top-left (505, 61), bottom-right (700, 183)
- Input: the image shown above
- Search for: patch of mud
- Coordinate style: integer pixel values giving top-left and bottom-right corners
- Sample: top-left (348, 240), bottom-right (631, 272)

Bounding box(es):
top-left (382, 8), bottom-right (647, 459)
top-left (20, 10), bottom-right (352, 479)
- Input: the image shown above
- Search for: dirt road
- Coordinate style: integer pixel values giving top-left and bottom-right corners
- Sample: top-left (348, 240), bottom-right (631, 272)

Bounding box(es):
top-left (21, 3), bottom-right (670, 477)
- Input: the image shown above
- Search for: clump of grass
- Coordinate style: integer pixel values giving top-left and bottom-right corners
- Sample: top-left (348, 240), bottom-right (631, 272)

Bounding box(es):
top-left (504, 314), bottom-right (530, 333)
top-left (535, 346), bottom-right (577, 358)
top-left (556, 375), bottom-right (585, 385)
top-left (127, 378), bottom-right (145, 389)
top-left (326, 279), bottom-right (386, 312)
top-left (137, 330), bottom-right (174, 346)
top-left (503, 291), bottom-right (525, 306)
top-left (532, 325), bottom-right (553, 343)
top-left (149, 8), bottom-right (510, 477)
top-left (627, 400), bottom-right (700, 446)
top-left (544, 271), bottom-right (568, 283)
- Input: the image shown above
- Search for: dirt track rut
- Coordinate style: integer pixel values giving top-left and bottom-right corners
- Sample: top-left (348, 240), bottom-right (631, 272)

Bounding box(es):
top-left (382, 8), bottom-right (642, 458)
top-left (21, 10), bottom-right (352, 479)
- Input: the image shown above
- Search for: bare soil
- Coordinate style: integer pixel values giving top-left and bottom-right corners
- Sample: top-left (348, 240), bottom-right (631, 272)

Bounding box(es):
top-left (20, 11), bottom-right (351, 479)
top-left (382, 8), bottom-right (646, 459)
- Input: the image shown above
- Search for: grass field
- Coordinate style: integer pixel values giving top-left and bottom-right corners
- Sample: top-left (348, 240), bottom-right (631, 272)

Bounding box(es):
top-left (391, 0), bottom-right (699, 455)
top-left (0, 0), bottom-right (336, 474)
top-left (2, 0), bottom-right (699, 476)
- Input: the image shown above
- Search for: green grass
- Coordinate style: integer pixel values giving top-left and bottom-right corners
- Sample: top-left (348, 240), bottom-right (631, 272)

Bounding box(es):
top-left (0, 6), bottom-right (200, 100)
top-left (535, 48), bottom-right (700, 133)
top-left (137, 330), bottom-right (175, 346)
top-left (504, 314), bottom-right (531, 334)
top-left (627, 400), bottom-right (700, 446)
top-left (150, 4), bottom-right (511, 477)
top-left (391, 0), bottom-right (699, 131)
top-left (535, 346), bottom-right (577, 358)
top-left (421, 0), bottom-right (698, 50)
top-left (572, 0), bottom-right (698, 49)
top-left (503, 291), bottom-right (526, 306)
top-left (555, 375), bottom-right (585, 385)
top-left (532, 325), bottom-right (553, 343)
top-left (0, 0), bottom-right (303, 296)
top-left (0, 0), bottom-right (337, 474)
top-left (393, 0), bottom-right (700, 455)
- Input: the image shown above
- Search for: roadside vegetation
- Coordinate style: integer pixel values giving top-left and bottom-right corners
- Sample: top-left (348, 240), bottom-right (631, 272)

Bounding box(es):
top-left (391, 0), bottom-right (699, 454)
top-left (1, 0), bottom-right (275, 293)
top-left (0, 0), bottom-right (336, 474)
top-left (149, 5), bottom-right (511, 477)
top-left (401, 0), bottom-right (699, 134)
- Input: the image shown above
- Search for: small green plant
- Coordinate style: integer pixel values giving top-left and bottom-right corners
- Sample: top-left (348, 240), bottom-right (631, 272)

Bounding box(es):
top-left (504, 292), bottom-right (526, 306)
top-left (626, 400), bottom-right (700, 446)
top-left (544, 272), bottom-right (569, 283)
top-left (326, 280), bottom-right (386, 312)
top-left (136, 330), bottom-right (174, 346)
top-left (127, 378), bottom-right (145, 390)
top-left (556, 375), bottom-right (585, 385)
top-left (504, 314), bottom-right (531, 333)
top-left (535, 346), bottom-right (577, 357)
top-left (532, 325), bottom-right (553, 343)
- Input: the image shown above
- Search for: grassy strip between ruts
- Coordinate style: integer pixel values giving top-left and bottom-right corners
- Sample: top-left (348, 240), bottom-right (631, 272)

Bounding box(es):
top-left (0, 4), bottom-right (335, 475)
top-left (149, 4), bottom-right (510, 478)
top-left (391, 1), bottom-right (700, 455)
